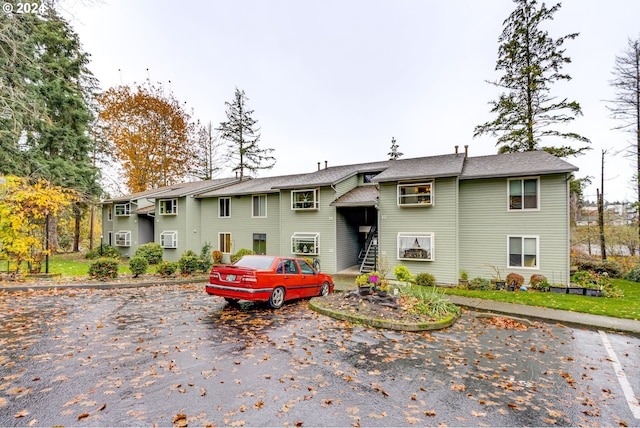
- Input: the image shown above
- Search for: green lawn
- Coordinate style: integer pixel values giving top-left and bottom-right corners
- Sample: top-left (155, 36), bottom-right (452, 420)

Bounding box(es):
top-left (1, 253), bottom-right (145, 277)
top-left (442, 280), bottom-right (640, 321)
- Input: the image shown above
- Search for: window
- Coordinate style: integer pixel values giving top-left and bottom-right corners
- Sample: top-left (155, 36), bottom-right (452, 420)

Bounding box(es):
top-left (398, 182), bottom-right (433, 206)
top-left (397, 233), bottom-right (433, 261)
top-left (107, 206), bottom-right (113, 221)
top-left (159, 199), bottom-right (177, 215)
top-left (253, 233), bottom-right (267, 254)
top-left (291, 189), bottom-right (319, 210)
top-left (509, 178), bottom-right (538, 210)
top-left (299, 259), bottom-right (315, 274)
top-left (219, 197), bottom-right (230, 218)
top-left (114, 203), bottom-right (131, 216)
top-left (291, 232), bottom-right (319, 255)
top-left (252, 195), bottom-right (267, 217)
top-left (219, 232), bottom-right (232, 253)
top-left (508, 236), bottom-right (538, 268)
top-left (114, 231), bottom-right (131, 247)
top-left (160, 231), bottom-right (177, 248)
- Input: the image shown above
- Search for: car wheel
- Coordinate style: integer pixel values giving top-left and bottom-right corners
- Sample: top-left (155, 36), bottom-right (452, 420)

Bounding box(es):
top-left (319, 281), bottom-right (330, 296)
top-left (268, 287), bottom-right (286, 309)
top-left (224, 298), bottom-right (239, 306)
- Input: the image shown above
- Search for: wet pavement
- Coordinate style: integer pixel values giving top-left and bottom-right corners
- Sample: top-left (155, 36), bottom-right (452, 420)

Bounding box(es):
top-left (0, 283), bottom-right (639, 427)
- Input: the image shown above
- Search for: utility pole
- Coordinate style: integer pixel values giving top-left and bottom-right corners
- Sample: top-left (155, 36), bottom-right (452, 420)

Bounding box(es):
top-left (597, 150), bottom-right (607, 261)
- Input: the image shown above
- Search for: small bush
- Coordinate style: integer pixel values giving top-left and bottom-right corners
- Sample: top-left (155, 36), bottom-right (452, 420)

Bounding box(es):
top-left (134, 243), bottom-right (163, 264)
top-left (231, 248), bottom-right (255, 264)
top-left (212, 250), bottom-right (223, 264)
top-left (468, 277), bottom-right (491, 290)
top-left (394, 265), bottom-right (413, 282)
top-left (624, 267), bottom-right (640, 283)
top-left (85, 244), bottom-right (120, 260)
top-left (572, 255), bottom-right (623, 278)
top-left (129, 256), bottom-right (148, 278)
top-left (88, 257), bottom-right (119, 280)
top-left (179, 250), bottom-right (199, 274)
top-left (414, 272), bottom-right (436, 287)
top-left (506, 273), bottom-right (524, 287)
top-left (529, 274), bottom-right (547, 288)
top-left (157, 261), bottom-right (178, 277)
top-left (198, 242), bottom-right (213, 273)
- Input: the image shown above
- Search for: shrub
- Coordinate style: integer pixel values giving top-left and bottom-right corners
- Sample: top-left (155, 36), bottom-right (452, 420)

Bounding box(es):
top-left (85, 244), bottom-right (120, 260)
top-left (231, 248), bottom-right (255, 264)
top-left (506, 273), bottom-right (524, 287)
top-left (468, 277), bottom-right (491, 290)
top-left (88, 257), bottom-right (119, 280)
top-left (157, 261), bottom-right (178, 277)
top-left (179, 250), bottom-right (199, 274)
top-left (529, 274), bottom-right (547, 288)
top-left (624, 267), bottom-right (640, 283)
top-left (414, 272), bottom-right (436, 287)
top-left (198, 242), bottom-right (213, 273)
top-left (129, 256), bottom-right (148, 278)
top-left (134, 243), bottom-right (163, 264)
top-left (394, 265), bottom-right (413, 282)
top-left (212, 250), bottom-right (224, 264)
top-left (572, 255), bottom-right (623, 278)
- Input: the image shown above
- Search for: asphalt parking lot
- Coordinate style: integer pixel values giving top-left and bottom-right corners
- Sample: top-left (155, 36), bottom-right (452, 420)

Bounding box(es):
top-left (0, 283), bottom-right (638, 426)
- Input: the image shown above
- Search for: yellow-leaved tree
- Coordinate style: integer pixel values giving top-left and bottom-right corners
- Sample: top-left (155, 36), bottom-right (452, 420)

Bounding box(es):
top-left (97, 81), bottom-right (197, 193)
top-left (0, 176), bottom-right (78, 277)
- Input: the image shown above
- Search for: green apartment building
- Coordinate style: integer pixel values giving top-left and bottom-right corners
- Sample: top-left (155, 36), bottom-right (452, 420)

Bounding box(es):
top-left (101, 149), bottom-right (577, 285)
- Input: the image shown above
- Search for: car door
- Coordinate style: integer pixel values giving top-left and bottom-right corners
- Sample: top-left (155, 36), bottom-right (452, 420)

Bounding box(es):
top-left (280, 258), bottom-right (302, 299)
top-left (297, 259), bottom-right (321, 297)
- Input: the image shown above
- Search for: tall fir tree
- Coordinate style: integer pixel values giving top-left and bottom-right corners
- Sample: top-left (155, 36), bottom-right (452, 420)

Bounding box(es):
top-left (474, 0), bottom-right (590, 158)
top-left (217, 88), bottom-right (275, 179)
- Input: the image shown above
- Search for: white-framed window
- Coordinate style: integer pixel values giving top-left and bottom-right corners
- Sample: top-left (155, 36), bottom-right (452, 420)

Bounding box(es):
top-left (508, 236), bottom-right (538, 268)
top-left (114, 230), bottom-right (131, 247)
top-left (159, 199), bottom-right (177, 215)
top-left (291, 232), bottom-right (319, 255)
top-left (397, 233), bottom-right (433, 261)
top-left (160, 231), bottom-right (178, 248)
top-left (252, 194), bottom-right (267, 218)
top-left (291, 189), bottom-right (319, 210)
top-left (219, 232), bottom-right (232, 253)
top-left (398, 182), bottom-right (433, 206)
top-left (219, 197), bottom-right (231, 218)
top-left (509, 177), bottom-right (539, 210)
top-left (114, 203), bottom-right (131, 216)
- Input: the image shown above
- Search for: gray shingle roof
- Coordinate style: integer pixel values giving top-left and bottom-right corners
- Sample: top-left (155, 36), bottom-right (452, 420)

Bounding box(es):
top-left (331, 185), bottom-right (378, 207)
top-left (371, 154), bottom-right (466, 183)
top-left (460, 151), bottom-right (578, 179)
top-left (104, 177), bottom-right (239, 203)
top-left (197, 174), bottom-right (309, 197)
top-left (272, 160), bottom-right (391, 189)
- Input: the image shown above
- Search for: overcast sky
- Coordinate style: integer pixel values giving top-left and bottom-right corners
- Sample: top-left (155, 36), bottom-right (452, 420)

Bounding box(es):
top-left (60, 0), bottom-right (640, 202)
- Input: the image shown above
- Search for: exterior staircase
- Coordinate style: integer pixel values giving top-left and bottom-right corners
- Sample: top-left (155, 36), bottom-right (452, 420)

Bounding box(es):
top-left (358, 226), bottom-right (378, 274)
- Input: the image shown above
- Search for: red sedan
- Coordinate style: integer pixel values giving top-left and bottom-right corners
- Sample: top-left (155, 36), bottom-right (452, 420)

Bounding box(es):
top-left (206, 255), bottom-right (334, 309)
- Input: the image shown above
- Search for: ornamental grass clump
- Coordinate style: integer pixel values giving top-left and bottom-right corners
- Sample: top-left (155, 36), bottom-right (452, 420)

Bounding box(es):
top-left (399, 285), bottom-right (460, 319)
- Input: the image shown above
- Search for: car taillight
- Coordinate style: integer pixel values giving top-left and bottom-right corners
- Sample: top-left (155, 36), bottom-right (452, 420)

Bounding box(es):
top-left (242, 275), bottom-right (258, 284)
top-left (210, 272), bottom-right (220, 280)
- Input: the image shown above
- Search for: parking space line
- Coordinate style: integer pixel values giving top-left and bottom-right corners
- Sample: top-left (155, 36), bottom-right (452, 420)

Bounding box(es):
top-left (599, 330), bottom-right (640, 419)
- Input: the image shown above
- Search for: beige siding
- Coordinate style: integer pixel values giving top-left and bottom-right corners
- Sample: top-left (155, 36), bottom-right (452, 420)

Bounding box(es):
top-left (459, 174), bottom-right (571, 284)
top-left (378, 178), bottom-right (459, 283)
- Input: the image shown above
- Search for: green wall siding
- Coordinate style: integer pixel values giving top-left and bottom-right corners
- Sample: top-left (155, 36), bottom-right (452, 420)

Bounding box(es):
top-left (279, 188), bottom-right (338, 273)
top-left (459, 174), bottom-right (570, 284)
top-left (378, 178), bottom-right (459, 283)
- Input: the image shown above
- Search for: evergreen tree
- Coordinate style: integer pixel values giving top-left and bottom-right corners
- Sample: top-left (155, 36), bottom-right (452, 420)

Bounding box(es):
top-left (474, 0), bottom-right (590, 158)
top-left (387, 136), bottom-right (403, 160)
top-left (218, 88), bottom-right (275, 179)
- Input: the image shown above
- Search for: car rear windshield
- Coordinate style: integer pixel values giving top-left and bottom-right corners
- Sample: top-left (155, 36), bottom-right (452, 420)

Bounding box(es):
top-left (234, 256), bottom-right (276, 270)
